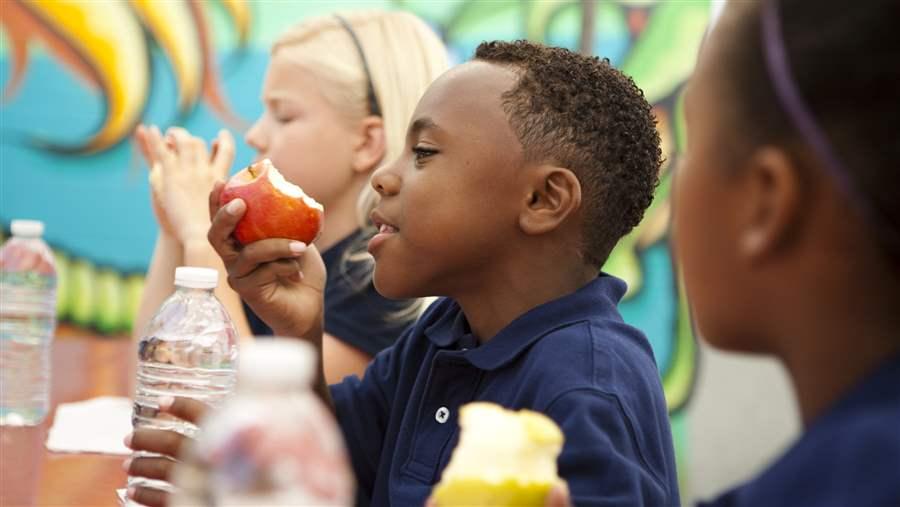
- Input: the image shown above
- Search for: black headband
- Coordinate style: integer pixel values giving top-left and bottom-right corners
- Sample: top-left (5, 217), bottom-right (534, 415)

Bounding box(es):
top-left (334, 15), bottom-right (382, 117)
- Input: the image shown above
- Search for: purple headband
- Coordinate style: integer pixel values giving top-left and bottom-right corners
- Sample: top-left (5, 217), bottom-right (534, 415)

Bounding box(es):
top-left (761, 0), bottom-right (900, 259)
top-left (760, 0), bottom-right (858, 196)
top-left (760, 0), bottom-right (900, 247)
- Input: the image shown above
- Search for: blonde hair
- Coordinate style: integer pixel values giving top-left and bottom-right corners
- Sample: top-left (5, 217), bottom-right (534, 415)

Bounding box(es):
top-left (271, 11), bottom-right (448, 319)
top-left (271, 10), bottom-right (449, 228)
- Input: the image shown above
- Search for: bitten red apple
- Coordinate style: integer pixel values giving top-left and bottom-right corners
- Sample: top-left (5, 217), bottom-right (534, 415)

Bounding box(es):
top-left (219, 159), bottom-right (324, 245)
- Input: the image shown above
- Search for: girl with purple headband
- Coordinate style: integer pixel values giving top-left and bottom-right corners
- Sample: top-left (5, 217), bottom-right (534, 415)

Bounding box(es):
top-left (676, 0), bottom-right (900, 505)
top-left (549, 0), bottom-right (898, 505)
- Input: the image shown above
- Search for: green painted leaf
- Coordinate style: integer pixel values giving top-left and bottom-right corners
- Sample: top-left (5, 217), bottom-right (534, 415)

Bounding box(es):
top-left (526, 0), bottom-right (570, 42)
top-left (124, 274), bottom-right (146, 334)
top-left (663, 278), bottom-right (697, 413)
top-left (445, 0), bottom-right (524, 41)
top-left (95, 269), bottom-right (125, 334)
top-left (621, 0), bottom-right (709, 103)
top-left (53, 251), bottom-right (70, 320)
top-left (69, 260), bottom-right (96, 328)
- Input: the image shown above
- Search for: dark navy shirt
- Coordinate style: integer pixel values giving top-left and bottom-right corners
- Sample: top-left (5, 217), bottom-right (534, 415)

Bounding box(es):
top-left (699, 354), bottom-right (900, 507)
top-left (245, 230), bottom-right (418, 356)
top-left (330, 274), bottom-right (680, 507)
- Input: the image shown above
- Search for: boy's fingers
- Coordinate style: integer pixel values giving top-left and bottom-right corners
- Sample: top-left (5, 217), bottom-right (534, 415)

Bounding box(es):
top-left (208, 196), bottom-right (244, 263)
top-left (227, 258), bottom-right (303, 292)
top-left (208, 180), bottom-right (226, 220)
top-left (158, 396), bottom-right (208, 424)
top-left (228, 240), bottom-right (306, 279)
top-left (545, 481), bottom-right (571, 507)
top-left (125, 456), bottom-right (175, 481)
top-left (128, 486), bottom-right (169, 507)
top-left (129, 428), bottom-right (188, 459)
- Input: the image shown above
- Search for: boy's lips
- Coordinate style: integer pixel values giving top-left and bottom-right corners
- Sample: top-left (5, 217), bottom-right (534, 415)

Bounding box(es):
top-left (369, 209), bottom-right (399, 254)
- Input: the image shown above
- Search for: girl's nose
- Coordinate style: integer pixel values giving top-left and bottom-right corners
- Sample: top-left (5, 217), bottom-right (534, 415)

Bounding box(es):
top-left (244, 119), bottom-right (267, 152)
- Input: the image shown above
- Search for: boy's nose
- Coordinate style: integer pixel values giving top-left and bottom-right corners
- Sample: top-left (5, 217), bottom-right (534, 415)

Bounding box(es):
top-left (371, 168), bottom-right (401, 196)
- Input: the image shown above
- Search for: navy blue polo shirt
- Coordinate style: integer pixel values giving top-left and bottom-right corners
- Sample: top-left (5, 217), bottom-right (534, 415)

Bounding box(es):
top-left (330, 274), bottom-right (680, 507)
top-left (698, 353), bottom-right (900, 507)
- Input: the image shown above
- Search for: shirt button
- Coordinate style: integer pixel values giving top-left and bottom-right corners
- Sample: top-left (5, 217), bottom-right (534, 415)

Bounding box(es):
top-left (435, 406), bottom-right (450, 424)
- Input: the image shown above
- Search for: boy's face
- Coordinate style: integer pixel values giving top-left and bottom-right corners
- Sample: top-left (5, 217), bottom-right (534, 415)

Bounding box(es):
top-left (368, 61), bottom-right (528, 299)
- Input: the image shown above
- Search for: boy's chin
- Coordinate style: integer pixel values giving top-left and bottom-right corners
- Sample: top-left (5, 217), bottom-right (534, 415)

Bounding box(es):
top-left (372, 271), bottom-right (417, 300)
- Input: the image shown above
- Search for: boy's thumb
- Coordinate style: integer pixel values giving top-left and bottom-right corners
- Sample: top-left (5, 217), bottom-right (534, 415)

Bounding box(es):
top-left (546, 481), bottom-right (571, 507)
top-left (158, 396), bottom-right (209, 424)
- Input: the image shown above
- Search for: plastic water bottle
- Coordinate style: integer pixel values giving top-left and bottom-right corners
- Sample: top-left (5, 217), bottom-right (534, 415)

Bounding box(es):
top-left (171, 339), bottom-right (354, 506)
top-left (129, 266), bottom-right (239, 493)
top-left (0, 220), bottom-right (57, 426)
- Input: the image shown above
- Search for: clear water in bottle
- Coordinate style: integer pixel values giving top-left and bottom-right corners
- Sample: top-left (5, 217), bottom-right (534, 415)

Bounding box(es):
top-left (129, 267), bottom-right (238, 493)
top-left (0, 220), bottom-right (57, 426)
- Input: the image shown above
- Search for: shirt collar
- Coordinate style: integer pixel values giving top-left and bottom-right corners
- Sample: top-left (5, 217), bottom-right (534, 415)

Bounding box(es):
top-left (425, 273), bottom-right (628, 370)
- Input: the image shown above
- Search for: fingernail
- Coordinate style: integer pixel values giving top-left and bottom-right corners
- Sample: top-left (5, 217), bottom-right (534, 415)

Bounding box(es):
top-left (226, 199), bottom-right (245, 214)
top-left (124, 433), bottom-right (133, 448)
top-left (289, 241), bottom-right (307, 254)
top-left (122, 458), bottom-right (132, 472)
top-left (158, 395), bottom-right (174, 410)
top-left (127, 487), bottom-right (136, 499)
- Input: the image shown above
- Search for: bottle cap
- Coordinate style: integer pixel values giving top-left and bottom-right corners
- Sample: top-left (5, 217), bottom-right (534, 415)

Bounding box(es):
top-left (10, 220), bottom-right (44, 238)
top-left (174, 267), bottom-right (218, 289)
top-left (239, 339), bottom-right (316, 391)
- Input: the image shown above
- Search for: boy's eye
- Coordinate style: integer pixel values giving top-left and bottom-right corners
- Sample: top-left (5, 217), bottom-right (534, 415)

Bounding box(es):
top-left (412, 146), bottom-right (438, 166)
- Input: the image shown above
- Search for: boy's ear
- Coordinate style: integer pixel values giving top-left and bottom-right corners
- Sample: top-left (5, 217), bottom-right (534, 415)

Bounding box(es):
top-left (352, 116), bottom-right (386, 174)
top-left (737, 146), bottom-right (805, 263)
top-left (519, 165), bottom-right (582, 235)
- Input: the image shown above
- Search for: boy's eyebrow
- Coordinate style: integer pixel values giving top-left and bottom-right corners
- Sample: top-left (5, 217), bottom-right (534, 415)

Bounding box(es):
top-left (408, 117), bottom-right (440, 138)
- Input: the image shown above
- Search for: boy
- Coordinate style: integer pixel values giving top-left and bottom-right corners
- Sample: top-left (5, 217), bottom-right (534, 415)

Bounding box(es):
top-left (127, 40), bottom-right (679, 507)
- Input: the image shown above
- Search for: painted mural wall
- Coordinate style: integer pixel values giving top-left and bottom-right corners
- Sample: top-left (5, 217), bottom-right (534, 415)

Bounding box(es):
top-left (4, 1), bottom-right (799, 502)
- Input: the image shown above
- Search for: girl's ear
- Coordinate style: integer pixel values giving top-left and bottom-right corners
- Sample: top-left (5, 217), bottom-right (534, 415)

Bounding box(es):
top-left (737, 146), bottom-right (806, 263)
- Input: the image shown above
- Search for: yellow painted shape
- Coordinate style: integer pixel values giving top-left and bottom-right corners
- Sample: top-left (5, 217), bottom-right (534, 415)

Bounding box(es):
top-left (28, 0), bottom-right (148, 152)
top-left (220, 0), bottom-right (250, 46)
top-left (130, 0), bottom-right (203, 112)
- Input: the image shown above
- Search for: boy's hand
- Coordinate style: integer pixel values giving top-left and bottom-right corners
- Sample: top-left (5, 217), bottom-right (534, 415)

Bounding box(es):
top-left (545, 481), bottom-right (571, 507)
top-left (123, 396), bottom-right (209, 507)
top-left (207, 181), bottom-right (326, 342)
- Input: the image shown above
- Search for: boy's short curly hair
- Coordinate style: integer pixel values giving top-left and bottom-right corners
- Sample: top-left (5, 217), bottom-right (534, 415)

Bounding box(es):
top-left (475, 40), bottom-right (662, 267)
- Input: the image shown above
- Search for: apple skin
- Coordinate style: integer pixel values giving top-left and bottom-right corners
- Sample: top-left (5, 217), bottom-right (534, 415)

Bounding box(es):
top-left (219, 160), bottom-right (323, 245)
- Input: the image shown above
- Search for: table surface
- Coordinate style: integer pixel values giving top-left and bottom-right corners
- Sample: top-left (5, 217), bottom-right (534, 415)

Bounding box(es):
top-left (1, 336), bottom-right (133, 507)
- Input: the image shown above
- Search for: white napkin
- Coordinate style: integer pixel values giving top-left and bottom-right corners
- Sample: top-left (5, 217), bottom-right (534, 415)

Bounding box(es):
top-left (46, 396), bottom-right (133, 455)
